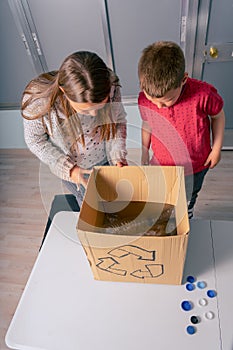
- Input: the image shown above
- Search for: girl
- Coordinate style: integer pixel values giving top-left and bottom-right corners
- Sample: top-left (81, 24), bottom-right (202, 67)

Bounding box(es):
top-left (22, 51), bottom-right (127, 207)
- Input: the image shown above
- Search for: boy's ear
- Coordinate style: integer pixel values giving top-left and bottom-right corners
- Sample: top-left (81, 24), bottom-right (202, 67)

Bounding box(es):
top-left (182, 72), bottom-right (188, 85)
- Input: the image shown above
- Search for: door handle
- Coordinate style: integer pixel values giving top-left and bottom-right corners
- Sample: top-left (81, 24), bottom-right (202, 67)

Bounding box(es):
top-left (209, 46), bottom-right (219, 59)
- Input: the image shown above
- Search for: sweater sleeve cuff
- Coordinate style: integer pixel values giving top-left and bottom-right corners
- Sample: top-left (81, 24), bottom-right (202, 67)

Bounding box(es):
top-left (49, 156), bottom-right (75, 182)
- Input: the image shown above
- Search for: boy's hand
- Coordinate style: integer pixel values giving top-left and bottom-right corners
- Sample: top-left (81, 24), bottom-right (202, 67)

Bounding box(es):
top-left (204, 149), bottom-right (221, 169)
top-left (141, 150), bottom-right (150, 165)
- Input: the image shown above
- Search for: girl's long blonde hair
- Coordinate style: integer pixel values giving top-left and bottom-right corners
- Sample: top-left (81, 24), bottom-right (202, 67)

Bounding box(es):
top-left (21, 51), bottom-right (119, 144)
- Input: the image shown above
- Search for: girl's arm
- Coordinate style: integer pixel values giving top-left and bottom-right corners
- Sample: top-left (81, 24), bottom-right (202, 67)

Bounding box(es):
top-left (23, 118), bottom-right (75, 181)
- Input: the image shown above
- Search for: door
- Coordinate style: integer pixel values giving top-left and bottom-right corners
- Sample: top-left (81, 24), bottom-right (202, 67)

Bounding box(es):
top-left (106, 0), bottom-right (182, 98)
top-left (193, 0), bottom-right (233, 149)
top-left (0, 0), bottom-right (37, 108)
top-left (3, 0), bottom-right (111, 109)
top-left (25, 0), bottom-right (109, 71)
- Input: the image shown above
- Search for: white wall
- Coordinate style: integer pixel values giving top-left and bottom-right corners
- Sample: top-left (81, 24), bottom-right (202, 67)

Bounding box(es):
top-left (0, 105), bottom-right (142, 149)
top-left (0, 110), bottom-right (26, 148)
top-left (125, 105), bottom-right (141, 149)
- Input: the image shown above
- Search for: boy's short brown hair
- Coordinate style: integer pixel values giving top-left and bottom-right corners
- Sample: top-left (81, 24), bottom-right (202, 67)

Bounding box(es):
top-left (138, 41), bottom-right (185, 98)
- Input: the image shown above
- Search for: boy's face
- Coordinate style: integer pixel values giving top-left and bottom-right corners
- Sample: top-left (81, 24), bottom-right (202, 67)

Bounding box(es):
top-left (144, 73), bottom-right (188, 109)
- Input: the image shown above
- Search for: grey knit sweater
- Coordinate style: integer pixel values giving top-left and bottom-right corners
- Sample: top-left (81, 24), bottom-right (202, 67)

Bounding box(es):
top-left (23, 85), bottom-right (127, 182)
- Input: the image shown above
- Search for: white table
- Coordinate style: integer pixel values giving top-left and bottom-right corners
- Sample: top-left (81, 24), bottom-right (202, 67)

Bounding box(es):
top-left (5, 212), bottom-right (233, 350)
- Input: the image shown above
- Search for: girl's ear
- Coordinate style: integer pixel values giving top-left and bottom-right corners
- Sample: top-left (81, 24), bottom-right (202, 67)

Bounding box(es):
top-left (182, 72), bottom-right (188, 85)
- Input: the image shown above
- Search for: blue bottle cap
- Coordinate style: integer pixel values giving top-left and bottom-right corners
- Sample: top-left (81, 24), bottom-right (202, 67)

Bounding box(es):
top-left (186, 283), bottom-right (195, 291)
top-left (181, 300), bottom-right (193, 311)
top-left (197, 281), bottom-right (206, 289)
top-left (186, 325), bottom-right (196, 335)
top-left (186, 275), bottom-right (195, 283)
top-left (207, 290), bottom-right (217, 298)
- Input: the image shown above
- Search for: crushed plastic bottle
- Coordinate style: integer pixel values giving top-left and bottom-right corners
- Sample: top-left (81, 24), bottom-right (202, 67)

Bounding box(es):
top-left (103, 217), bottom-right (156, 235)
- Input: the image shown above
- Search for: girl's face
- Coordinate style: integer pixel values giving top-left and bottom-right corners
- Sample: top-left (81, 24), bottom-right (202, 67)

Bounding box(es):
top-left (66, 96), bottom-right (109, 116)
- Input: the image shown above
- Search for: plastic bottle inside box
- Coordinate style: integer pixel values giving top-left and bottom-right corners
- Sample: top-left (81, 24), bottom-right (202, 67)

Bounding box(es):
top-left (100, 202), bottom-right (177, 236)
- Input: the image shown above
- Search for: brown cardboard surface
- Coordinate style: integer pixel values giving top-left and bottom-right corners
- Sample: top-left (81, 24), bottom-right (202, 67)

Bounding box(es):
top-left (77, 166), bottom-right (190, 285)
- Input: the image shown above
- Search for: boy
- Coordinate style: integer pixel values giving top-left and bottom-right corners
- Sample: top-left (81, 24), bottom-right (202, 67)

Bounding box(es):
top-left (138, 41), bottom-right (225, 218)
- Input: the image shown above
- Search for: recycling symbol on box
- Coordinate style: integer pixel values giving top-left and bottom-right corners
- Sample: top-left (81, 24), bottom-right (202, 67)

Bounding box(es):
top-left (96, 245), bottom-right (164, 279)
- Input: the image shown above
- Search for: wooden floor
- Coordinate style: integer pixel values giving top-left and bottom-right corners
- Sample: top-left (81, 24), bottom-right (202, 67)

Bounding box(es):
top-left (0, 149), bottom-right (233, 349)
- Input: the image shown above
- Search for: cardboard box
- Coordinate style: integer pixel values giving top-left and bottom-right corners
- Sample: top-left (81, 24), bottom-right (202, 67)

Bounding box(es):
top-left (77, 166), bottom-right (190, 285)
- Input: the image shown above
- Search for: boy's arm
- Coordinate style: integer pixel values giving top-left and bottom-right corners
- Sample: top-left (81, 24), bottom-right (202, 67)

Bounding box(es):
top-left (141, 121), bottom-right (151, 165)
top-left (204, 109), bottom-right (225, 168)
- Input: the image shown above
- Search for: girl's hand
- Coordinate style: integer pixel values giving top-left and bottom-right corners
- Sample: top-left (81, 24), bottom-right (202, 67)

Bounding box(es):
top-left (116, 160), bottom-right (128, 167)
top-left (70, 166), bottom-right (92, 187)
